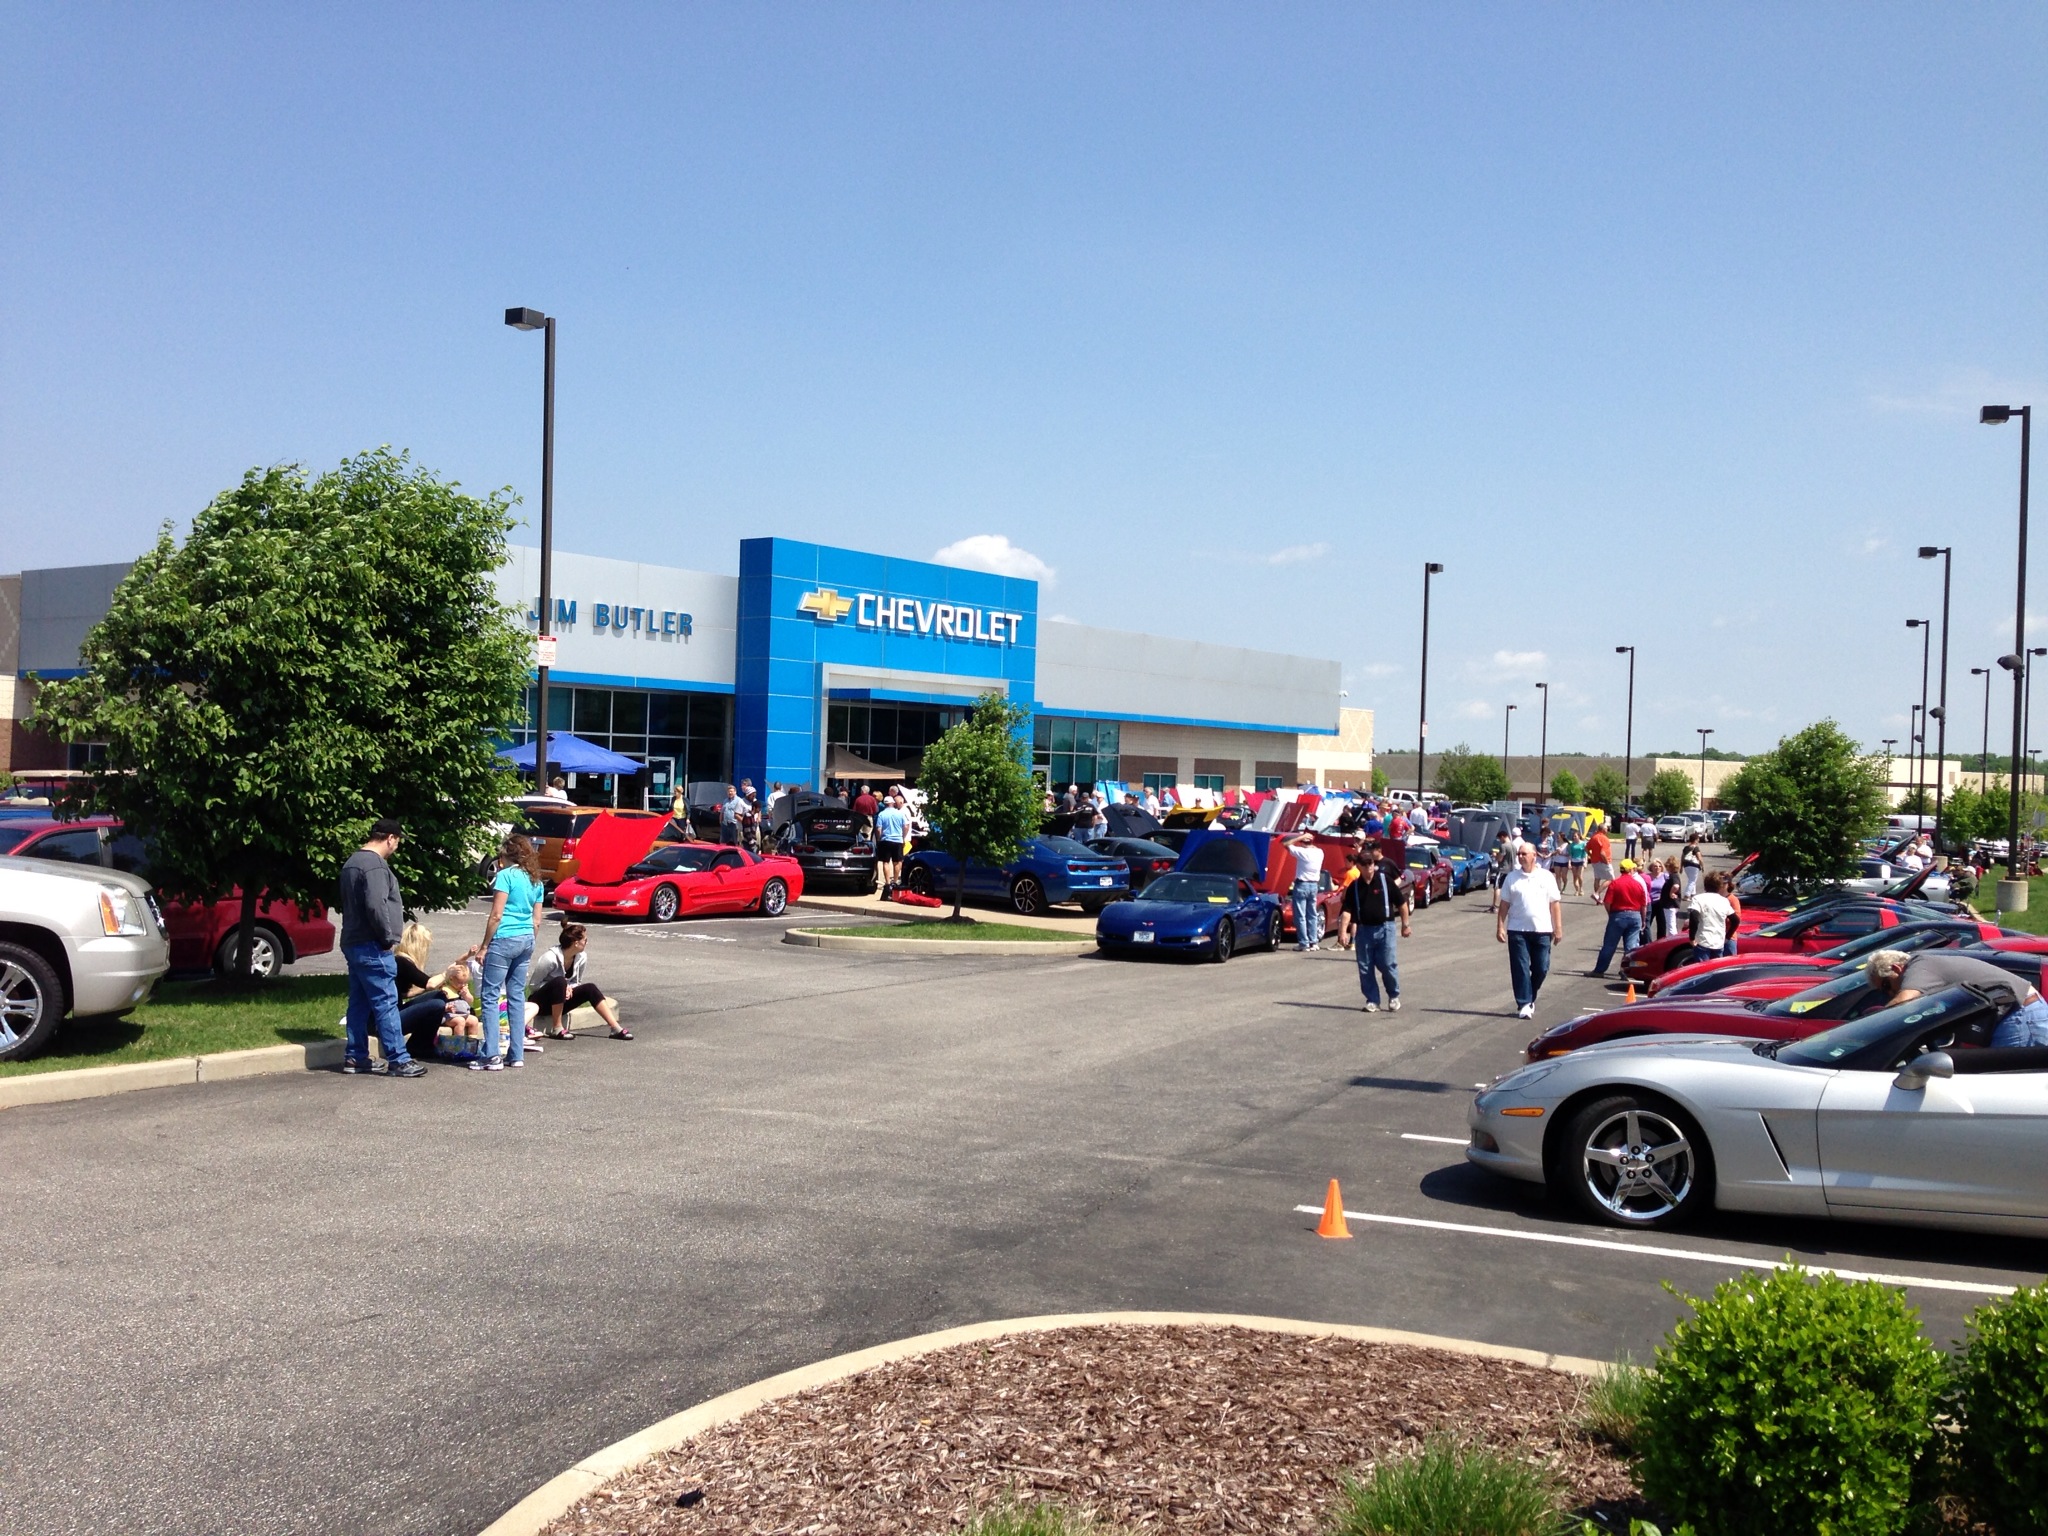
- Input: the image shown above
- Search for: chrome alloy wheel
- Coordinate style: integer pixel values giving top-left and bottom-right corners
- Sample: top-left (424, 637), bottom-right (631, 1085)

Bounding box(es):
top-left (1579, 1107), bottom-right (1695, 1223)
top-left (0, 959), bottom-right (46, 1051)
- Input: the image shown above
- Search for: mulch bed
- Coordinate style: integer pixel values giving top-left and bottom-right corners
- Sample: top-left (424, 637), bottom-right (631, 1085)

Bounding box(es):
top-left (541, 1324), bottom-right (1636, 1534)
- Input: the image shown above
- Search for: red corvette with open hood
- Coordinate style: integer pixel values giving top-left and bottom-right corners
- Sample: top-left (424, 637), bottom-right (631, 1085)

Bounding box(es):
top-left (550, 813), bottom-right (804, 922)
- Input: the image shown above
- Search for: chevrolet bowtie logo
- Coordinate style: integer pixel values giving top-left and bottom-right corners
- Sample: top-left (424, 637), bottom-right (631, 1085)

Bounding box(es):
top-left (797, 587), bottom-right (854, 622)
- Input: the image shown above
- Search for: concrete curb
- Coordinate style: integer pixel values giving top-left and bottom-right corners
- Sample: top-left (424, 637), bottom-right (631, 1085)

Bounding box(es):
top-left (475, 1310), bottom-right (1605, 1536)
top-left (782, 927), bottom-right (1097, 957)
top-left (794, 893), bottom-right (1100, 934)
top-left (0, 1037), bottom-right (347, 1110)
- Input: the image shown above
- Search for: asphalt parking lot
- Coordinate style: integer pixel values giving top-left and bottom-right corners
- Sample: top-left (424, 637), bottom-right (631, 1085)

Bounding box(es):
top-left (2, 879), bottom-right (2042, 1536)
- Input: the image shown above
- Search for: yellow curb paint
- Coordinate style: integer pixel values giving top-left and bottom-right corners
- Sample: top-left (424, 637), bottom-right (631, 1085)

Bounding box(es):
top-left (782, 928), bottom-right (1095, 957)
top-left (475, 1311), bottom-right (1603, 1536)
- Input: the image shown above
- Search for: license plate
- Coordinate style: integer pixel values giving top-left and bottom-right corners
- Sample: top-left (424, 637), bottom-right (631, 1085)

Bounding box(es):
top-left (573, 895), bottom-right (588, 906)
top-left (1133, 931), bottom-right (1155, 943)
top-left (1098, 876), bottom-right (1113, 885)
top-left (823, 859), bottom-right (842, 868)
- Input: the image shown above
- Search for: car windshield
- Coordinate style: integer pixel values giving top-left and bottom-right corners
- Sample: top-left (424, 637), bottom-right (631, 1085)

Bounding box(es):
top-left (1139, 874), bottom-right (1240, 904)
top-left (1760, 970), bottom-right (1877, 1017)
top-left (1772, 986), bottom-right (2002, 1070)
top-left (0, 825), bottom-right (36, 854)
top-left (1039, 836), bottom-right (1098, 859)
top-left (1813, 924), bottom-right (1965, 962)
top-left (630, 845), bottom-right (721, 875)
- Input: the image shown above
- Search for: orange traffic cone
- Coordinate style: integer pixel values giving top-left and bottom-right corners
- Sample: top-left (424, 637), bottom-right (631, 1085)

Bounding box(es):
top-left (1625, 979), bottom-right (1637, 1004)
top-left (1315, 1179), bottom-right (1352, 1240)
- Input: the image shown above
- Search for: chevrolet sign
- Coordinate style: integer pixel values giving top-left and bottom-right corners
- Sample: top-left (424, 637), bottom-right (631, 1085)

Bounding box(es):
top-left (797, 587), bottom-right (1025, 645)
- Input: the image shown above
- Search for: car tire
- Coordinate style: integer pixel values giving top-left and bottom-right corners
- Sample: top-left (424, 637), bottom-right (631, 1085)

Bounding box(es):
top-left (0, 941), bottom-right (65, 1061)
top-left (906, 865), bottom-right (936, 898)
top-left (1011, 876), bottom-right (1047, 916)
top-left (650, 884), bottom-right (681, 923)
top-left (1416, 881), bottom-right (1430, 910)
top-left (759, 878), bottom-right (788, 917)
top-left (214, 922), bottom-right (287, 980)
top-left (1211, 918), bottom-right (1235, 963)
top-left (1555, 1093), bottom-right (1712, 1230)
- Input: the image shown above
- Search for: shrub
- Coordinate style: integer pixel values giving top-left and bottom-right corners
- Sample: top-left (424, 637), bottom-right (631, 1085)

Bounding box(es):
top-left (1955, 1280), bottom-right (2048, 1530)
top-left (1325, 1436), bottom-right (1557, 1536)
top-left (1580, 1359), bottom-right (1653, 1454)
top-left (1635, 1266), bottom-right (1946, 1536)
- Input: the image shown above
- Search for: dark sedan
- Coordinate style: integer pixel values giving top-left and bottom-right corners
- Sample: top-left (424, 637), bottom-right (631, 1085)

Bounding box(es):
top-left (1082, 835), bottom-right (1180, 892)
top-left (773, 803), bottom-right (877, 892)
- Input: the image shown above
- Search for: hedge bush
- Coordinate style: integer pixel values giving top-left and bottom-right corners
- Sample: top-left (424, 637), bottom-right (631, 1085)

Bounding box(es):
top-left (1635, 1266), bottom-right (1946, 1535)
top-left (1956, 1280), bottom-right (2048, 1530)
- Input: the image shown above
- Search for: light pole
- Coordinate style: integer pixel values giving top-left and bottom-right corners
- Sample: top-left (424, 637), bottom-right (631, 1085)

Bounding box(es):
top-left (1502, 702), bottom-right (1517, 795)
top-left (506, 305), bottom-right (557, 799)
top-left (1881, 737), bottom-right (1898, 799)
top-left (1982, 403), bottom-right (2032, 894)
top-left (2026, 647), bottom-right (2047, 796)
top-left (1696, 728), bottom-right (1714, 808)
top-left (1535, 682), bottom-right (1550, 803)
top-left (1907, 618), bottom-right (1931, 812)
top-left (1416, 562), bottom-right (1444, 801)
top-left (1616, 645), bottom-right (1636, 812)
top-left (1919, 547), bottom-right (1953, 832)
top-left (1972, 666), bottom-right (1993, 790)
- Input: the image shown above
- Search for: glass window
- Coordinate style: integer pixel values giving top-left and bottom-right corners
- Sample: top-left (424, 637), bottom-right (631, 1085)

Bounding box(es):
top-left (574, 689), bottom-right (611, 736)
top-left (1072, 755), bottom-right (1096, 788)
top-left (26, 828), bottom-right (104, 865)
top-left (1034, 716), bottom-right (1052, 749)
top-left (1193, 774), bottom-right (1225, 793)
top-left (109, 833), bottom-right (152, 876)
top-left (67, 743), bottom-right (108, 769)
top-left (1051, 718), bottom-right (1075, 753)
top-left (546, 688), bottom-right (572, 731)
top-left (1255, 776), bottom-right (1284, 792)
top-left (1074, 719), bottom-right (1097, 755)
top-left (1141, 773), bottom-right (1175, 794)
top-left (1098, 754), bottom-right (1119, 782)
top-left (611, 691), bottom-right (648, 735)
top-left (647, 693), bottom-right (689, 736)
top-left (1050, 753), bottom-right (1074, 787)
top-left (1097, 721), bottom-right (1120, 755)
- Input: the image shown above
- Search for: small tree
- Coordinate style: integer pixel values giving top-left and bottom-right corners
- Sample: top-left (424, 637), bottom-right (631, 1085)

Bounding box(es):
top-left (1641, 769), bottom-right (1696, 817)
top-left (1585, 765), bottom-right (1629, 816)
top-left (1943, 779), bottom-right (2009, 848)
top-left (1433, 744), bottom-right (1510, 805)
top-left (916, 692), bottom-right (1043, 920)
top-left (1723, 720), bottom-right (1888, 885)
top-left (1549, 769), bottom-right (1584, 806)
top-left (1895, 786), bottom-right (1932, 814)
top-left (32, 450), bottom-right (530, 974)
top-left (1370, 766), bottom-right (1390, 795)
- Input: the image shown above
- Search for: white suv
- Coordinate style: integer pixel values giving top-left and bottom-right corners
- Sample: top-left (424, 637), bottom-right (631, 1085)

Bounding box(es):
top-left (0, 853), bottom-right (170, 1060)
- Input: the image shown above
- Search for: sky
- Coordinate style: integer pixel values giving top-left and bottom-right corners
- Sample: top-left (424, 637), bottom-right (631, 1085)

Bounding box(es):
top-left (5, 5), bottom-right (2046, 758)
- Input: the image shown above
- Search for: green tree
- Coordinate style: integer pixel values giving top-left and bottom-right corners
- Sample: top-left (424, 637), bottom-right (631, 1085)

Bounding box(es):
top-left (1549, 769), bottom-right (1584, 806)
top-left (1722, 721), bottom-right (1888, 885)
top-left (1584, 764), bottom-right (1629, 815)
top-left (916, 692), bottom-right (1043, 920)
top-left (32, 450), bottom-right (530, 974)
top-left (1640, 768), bottom-right (1696, 817)
top-left (1370, 765), bottom-right (1390, 795)
top-left (1433, 744), bottom-right (1510, 805)
top-left (1895, 785), bottom-right (1931, 815)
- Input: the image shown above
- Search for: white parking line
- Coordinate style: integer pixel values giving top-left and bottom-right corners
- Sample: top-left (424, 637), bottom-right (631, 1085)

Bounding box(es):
top-left (1399, 1133), bottom-right (1468, 1146)
top-left (1289, 1204), bottom-right (2017, 1296)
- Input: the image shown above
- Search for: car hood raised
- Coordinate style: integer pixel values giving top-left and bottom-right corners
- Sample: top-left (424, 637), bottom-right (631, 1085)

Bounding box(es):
top-left (569, 814), bottom-right (668, 885)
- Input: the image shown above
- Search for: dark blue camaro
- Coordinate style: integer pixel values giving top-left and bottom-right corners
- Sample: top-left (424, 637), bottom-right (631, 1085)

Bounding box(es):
top-left (1094, 872), bottom-right (1282, 962)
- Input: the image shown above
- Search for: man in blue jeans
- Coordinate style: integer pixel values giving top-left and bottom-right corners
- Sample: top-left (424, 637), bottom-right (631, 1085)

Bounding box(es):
top-left (1287, 831), bottom-right (1326, 951)
top-left (1495, 841), bottom-right (1564, 1020)
top-left (337, 819), bottom-right (426, 1077)
top-left (1342, 844), bottom-right (1411, 1012)
top-left (1590, 858), bottom-right (1650, 978)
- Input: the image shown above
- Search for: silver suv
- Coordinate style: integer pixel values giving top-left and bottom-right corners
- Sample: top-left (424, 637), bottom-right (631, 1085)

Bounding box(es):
top-left (0, 854), bottom-right (170, 1061)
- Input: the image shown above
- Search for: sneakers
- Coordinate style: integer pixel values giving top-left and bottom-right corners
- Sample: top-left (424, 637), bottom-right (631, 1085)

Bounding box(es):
top-left (1361, 1001), bottom-right (1379, 1013)
top-left (1516, 1003), bottom-right (1535, 1019)
top-left (505, 1058), bottom-right (525, 1068)
top-left (339, 1058), bottom-right (374, 1075)
top-left (385, 1059), bottom-right (427, 1078)
top-left (1388, 997), bottom-right (1402, 1012)
top-left (468, 1057), bottom-right (505, 1072)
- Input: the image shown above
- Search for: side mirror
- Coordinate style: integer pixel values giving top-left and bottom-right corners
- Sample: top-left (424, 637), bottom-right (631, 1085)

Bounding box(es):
top-left (1893, 1050), bottom-right (1955, 1092)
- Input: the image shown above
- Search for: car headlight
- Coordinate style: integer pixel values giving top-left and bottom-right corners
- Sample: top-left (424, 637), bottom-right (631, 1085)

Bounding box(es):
top-left (1481, 1059), bottom-right (1563, 1099)
top-left (97, 884), bottom-right (150, 937)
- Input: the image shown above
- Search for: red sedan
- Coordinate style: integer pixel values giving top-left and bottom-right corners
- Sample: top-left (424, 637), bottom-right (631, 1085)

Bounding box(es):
top-left (551, 813), bottom-right (804, 921)
top-left (1623, 899), bottom-right (1937, 982)
top-left (1646, 918), bottom-right (2010, 996)
top-left (0, 816), bottom-right (334, 976)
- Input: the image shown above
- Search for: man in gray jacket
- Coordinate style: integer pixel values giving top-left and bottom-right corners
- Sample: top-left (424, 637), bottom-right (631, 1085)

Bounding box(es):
top-left (339, 819), bottom-right (425, 1076)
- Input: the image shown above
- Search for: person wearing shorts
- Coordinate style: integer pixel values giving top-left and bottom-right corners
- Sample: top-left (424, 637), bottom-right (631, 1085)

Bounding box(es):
top-left (874, 792), bottom-right (910, 890)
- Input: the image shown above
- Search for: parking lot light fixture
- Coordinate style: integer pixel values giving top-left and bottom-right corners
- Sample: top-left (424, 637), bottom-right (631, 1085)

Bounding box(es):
top-left (1981, 403), bottom-right (2031, 891)
top-left (1920, 546), bottom-right (1954, 831)
top-left (1971, 666), bottom-right (1993, 787)
top-left (1503, 702), bottom-right (1517, 790)
top-left (1880, 737), bottom-right (1898, 796)
top-left (2028, 647), bottom-right (2048, 794)
top-left (1417, 562), bottom-right (1444, 801)
top-left (1907, 619), bottom-right (1931, 815)
top-left (506, 305), bottom-right (557, 799)
top-left (1535, 682), bottom-right (1549, 803)
top-left (1616, 646), bottom-right (1636, 811)
top-left (1696, 728), bottom-right (1714, 808)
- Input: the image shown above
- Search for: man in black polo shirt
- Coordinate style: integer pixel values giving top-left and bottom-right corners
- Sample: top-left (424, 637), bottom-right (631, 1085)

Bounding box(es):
top-left (1343, 844), bottom-right (1412, 1013)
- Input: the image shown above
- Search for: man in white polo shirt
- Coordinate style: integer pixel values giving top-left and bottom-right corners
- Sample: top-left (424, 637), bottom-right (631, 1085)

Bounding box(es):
top-left (1495, 841), bottom-right (1564, 1019)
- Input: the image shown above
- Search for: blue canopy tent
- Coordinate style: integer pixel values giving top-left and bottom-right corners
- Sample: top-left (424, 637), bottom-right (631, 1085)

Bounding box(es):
top-left (497, 732), bottom-right (645, 776)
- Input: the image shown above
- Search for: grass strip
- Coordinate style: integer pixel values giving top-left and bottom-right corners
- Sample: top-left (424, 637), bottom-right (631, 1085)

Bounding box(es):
top-left (1969, 873), bottom-right (2048, 935)
top-left (803, 920), bottom-right (1086, 942)
top-left (1, 973), bottom-right (349, 1077)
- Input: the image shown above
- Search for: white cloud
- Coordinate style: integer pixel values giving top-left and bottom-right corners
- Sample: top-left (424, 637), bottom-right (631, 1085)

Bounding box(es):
top-left (1354, 661), bottom-right (1401, 679)
top-left (1491, 649), bottom-right (1548, 676)
top-left (1264, 542), bottom-right (1329, 565)
top-left (1859, 535), bottom-right (1890, 556)
top-left (932, 534), bottom-right (1054, 585)
top-left (1455, 698), bottom-right (1494, 720)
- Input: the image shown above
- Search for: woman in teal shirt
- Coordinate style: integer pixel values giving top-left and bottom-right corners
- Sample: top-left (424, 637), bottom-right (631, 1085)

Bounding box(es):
top-left (475, 834), bottom-right (545, 1071)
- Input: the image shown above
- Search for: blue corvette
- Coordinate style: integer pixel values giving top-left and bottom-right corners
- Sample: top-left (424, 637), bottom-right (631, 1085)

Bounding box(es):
top-left (904, 834), bottom-right (1130, 915)
top-left (1094, 872), bottom-right (1283, 961)
top-left (1440, 845), bottom-right (1490, 895)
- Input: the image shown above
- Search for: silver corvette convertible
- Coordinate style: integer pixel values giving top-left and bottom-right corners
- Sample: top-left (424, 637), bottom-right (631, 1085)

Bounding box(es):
top-left (1468, 982), bottom-right (2048, 1235)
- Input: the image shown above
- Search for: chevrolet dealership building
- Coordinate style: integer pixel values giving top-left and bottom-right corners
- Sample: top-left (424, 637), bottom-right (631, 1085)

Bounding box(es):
top-left (3, 538), bottom-right (1371, 803)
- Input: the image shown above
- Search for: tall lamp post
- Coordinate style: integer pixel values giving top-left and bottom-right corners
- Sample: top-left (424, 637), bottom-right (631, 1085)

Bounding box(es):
top-left (1919, 547), bottom-right (1952, 832)
top-left (1981, 403), bottom-right (2032, 898)
top-left (1502, 702), bottom-right (1518, 794)
top-left (1534, 682), bottom-right (1550, 803)
top-left (1416, 562), bottom-right (1444, 800)
top-left (1971, 666), bottom-right (1993, 790)
top-left (506, 306), bottom-right (557, 798)
top-left (1696, 728), bottom-right (1714, 808)
top-left (2026, 647), bottom-right (2047, 796)
top-left (1881, 737), bottom-right (1898, 800)
top-left (1616, 645), bottom-right (1636, 812)
top-left (1907, 618), bottom-right (1931, 812)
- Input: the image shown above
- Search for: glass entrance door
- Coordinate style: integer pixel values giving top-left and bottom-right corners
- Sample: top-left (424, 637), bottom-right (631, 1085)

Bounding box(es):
top-left (645, 756), bottom-right (676, 813)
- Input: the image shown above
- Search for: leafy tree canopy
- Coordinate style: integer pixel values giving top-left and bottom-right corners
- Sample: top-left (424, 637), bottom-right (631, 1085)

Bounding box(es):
top-left (916, 692), bottom-right (1043, 919)
top-left (1433, 744), bottom-right (1510, 805)
top-left (32, 450), bottom-right (530, 968)
top-left (1641, 769), bottom-right (1697, 818)
top-left (1584, 765), bottom-right (1629, 815)
top-left (1549, 769), bottom-right (1584, 806)
top-left (1370, 766), bottom-right (1390, 795)
top-left (1723, 721), bottom-right (1888, 884)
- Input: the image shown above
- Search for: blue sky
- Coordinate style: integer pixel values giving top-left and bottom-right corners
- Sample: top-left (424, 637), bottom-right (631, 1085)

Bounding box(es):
top-left (5, 5), bottom-right (2045, 756)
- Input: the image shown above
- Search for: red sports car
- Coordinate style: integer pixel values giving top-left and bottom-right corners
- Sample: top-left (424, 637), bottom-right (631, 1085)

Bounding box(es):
top-left (1623, 899), bottom-right (1943, 982)
top-left (1646, 918), bottom-right (2011, 996)
top-left (1530, 950), bottom-right (2048, 1060)
top-left (551, 813), bottom-right (804, 921)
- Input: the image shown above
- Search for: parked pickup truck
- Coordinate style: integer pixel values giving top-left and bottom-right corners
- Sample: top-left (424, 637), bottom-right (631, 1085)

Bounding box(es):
top-left (0, 854), bottom-right (171, 1061)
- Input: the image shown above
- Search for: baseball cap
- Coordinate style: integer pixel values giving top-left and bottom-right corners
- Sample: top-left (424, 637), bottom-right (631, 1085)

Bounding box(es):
top-left (1619, 858), bottom-right (1636, 871)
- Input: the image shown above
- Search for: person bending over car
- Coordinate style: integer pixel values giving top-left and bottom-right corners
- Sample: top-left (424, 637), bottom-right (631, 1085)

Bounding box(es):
top-left (1868, 949), bottom-right (2048, 1047)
